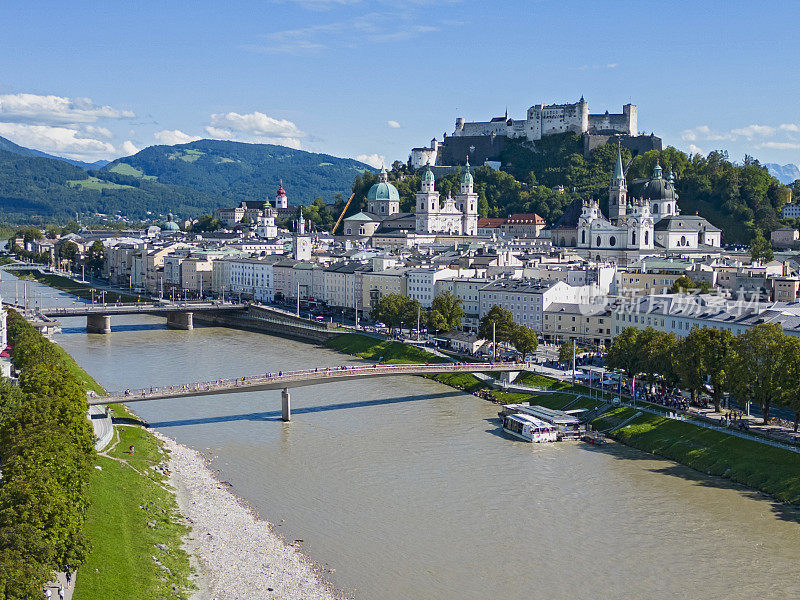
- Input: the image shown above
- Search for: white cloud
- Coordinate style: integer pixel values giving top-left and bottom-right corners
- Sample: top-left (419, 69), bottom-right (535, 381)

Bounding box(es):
top-left (356, 153), bottom-right (385, 168)
top-left (779, 123), bottom-right (800, 132)
top-left (154, 129), bottom-right (202, 145)
top-left (756, 141), bottom-right (800, 151)
top-left (203, 111), bottom-right (305, 148)
top-left (730, 124), bottom-right (776, 139)
top-left (208, 111), bottom-right (304, 139)
top-left (246, 11), bottom-right (447, 54)
top-left (0, 122), bottom-right (116, 160)
top-left (120, 140), bottom-right (140, 155)
top-left (387, 120), bottom-right (401, 128)
top-left (82, 125), bottom-right (113, 139)
top-left (687, 144), bottom-right (704, 156)
top-left (0, 93), bottom-right (134, 126)
top-left (681, 125), bottom-right (731, 142)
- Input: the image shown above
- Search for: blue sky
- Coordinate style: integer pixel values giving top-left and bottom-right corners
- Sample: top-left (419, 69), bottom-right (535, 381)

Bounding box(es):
top-left (0, 0), bottom-right (798, 167)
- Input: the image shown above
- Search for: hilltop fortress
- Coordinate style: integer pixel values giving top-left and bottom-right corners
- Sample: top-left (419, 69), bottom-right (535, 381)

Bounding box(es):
top-left (454, 97), bottom-right (636, 141)
top-left (410, 97), bottom-right (661, 169)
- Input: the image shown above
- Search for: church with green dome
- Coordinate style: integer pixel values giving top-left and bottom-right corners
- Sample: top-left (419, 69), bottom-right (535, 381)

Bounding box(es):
top-left (366, 167), bottom-right (400, 217)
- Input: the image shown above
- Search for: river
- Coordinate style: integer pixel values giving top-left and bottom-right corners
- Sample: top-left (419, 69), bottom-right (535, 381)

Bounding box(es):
top-left (5, 271), bottom-right (800, 600)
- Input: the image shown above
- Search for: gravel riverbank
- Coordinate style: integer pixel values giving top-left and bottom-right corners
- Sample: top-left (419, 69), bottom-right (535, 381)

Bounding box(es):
top-left (157, 433), bottom-right (344, 600)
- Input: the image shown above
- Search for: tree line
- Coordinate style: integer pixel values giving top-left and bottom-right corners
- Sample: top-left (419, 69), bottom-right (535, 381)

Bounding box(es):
top-left (605, 323), bottom-right (800, 429)
top-left (0, 310), bottom-right (96, 596)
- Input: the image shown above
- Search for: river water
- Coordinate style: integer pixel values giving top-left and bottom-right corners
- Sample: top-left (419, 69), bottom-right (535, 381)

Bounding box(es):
top-left (5, 272), bottom-right (800, 600)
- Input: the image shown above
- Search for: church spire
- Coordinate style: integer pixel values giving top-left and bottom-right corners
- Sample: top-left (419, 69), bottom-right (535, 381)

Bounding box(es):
top-left (613, 142), bottom-right (625, 180)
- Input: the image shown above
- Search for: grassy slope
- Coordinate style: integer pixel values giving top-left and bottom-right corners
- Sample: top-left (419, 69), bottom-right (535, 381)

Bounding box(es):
top-left (75, 424), bottom-right (193, 599)
top-left (325, 334), bottom-right (449, 364)
top-left (592, 408), bottom-right (800, 505)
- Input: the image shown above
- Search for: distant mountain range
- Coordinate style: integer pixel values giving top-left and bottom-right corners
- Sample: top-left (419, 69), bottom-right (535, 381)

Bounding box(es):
top-left (765, 163), bottom-right (800, 185)
top-left (0, 137), bottom-right (372, 223)
top-left (0, 135), bottom-right (109, 170)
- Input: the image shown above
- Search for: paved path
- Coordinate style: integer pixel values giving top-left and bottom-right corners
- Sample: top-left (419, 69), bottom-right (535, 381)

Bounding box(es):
top-left (88, 405), bottom-right (113, 451)
top-left (42, 571), bottom-right (75, 600)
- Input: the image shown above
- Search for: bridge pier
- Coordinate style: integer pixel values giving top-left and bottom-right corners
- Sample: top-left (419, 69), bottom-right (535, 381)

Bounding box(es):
top-left (86, 314), bottom-right (111, 334)
top-left (167, 311), bottom-right (193, 330)
top-left (281, 388), bottom-right (291, 422)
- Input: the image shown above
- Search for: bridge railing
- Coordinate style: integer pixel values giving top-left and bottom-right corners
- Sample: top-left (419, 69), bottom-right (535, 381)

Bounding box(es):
top-left (107, 362), bottom-right (524, 401)
top-left (39, 302), bottom-right (246, 316)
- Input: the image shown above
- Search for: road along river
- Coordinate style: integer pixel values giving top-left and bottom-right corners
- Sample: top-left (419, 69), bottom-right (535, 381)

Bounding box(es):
top-left (5, 273), bottom-right (800, 600)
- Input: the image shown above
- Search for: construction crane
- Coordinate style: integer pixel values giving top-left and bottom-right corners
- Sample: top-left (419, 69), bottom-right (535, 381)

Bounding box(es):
top-left (331, 192), bottom-right (356, 235)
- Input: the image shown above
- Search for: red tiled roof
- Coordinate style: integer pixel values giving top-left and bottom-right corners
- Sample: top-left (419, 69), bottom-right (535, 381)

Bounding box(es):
top-left (477, 218), bottom-right (506, 228)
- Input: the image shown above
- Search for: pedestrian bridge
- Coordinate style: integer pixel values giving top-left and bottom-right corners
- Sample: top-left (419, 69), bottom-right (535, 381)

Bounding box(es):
top-left (94, 361), bottom-right (525, 421)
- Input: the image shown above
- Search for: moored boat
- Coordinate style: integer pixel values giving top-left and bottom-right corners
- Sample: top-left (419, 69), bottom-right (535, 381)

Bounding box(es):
top-left (501, 413), bottom-right (558, 443)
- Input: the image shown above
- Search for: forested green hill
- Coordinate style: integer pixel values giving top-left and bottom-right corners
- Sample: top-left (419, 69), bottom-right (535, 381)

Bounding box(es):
top-left (0, 139), bottom-right (372, 224)
top-left (0, 149), bottom-right (220, 223)
top-left (101, 139), bottom-right (371, 207)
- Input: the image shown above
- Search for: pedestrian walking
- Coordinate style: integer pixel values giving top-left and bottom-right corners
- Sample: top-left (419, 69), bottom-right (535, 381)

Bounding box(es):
top-left (44, 588), bottom-right (52, 599)
top-left (65, 571), bottom-right (72, 588)
top-left (58, 584), bottom-right (64, 599)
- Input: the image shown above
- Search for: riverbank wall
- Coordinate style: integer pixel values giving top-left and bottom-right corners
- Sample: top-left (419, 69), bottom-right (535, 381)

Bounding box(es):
top-left (325, 333), bottom-right (800, 506)
top-left (193, 305), bottom-right (339, 345)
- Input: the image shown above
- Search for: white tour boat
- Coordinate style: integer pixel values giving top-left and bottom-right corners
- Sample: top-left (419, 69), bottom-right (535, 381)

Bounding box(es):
top-left (501, 413), bottom-right (558, 443)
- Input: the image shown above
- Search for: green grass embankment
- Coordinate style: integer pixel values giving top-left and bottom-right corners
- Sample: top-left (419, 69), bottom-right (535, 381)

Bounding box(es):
top-left (75, 421), bottom-right (194, 600)
top-left (591, 408), bottom-right (800, 505)
top-left (325, 333), bottom-right (449, 364)
top-left (18, 269), bottom-right (139, 303)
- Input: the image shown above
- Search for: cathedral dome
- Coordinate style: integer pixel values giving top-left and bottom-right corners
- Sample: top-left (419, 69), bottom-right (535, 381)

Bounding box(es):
top-left (641, 162), bottom-right (676, 202)
top-left (367, 167), bottom-right (400, 202)
top-left (161, 213), bottom-right (180, 232)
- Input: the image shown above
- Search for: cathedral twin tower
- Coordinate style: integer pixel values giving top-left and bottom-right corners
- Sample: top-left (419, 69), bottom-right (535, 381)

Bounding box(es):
top-left (414, 160), bottom-right (478, 236)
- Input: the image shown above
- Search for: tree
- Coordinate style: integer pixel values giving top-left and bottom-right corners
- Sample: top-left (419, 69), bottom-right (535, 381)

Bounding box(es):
top-left (192, 214), bottom-right (222, 232)
top-left (605, 326), bottom-right (640, 377)
top-left (778, 335), bottom-right (800, 432)
top-left (675, 329), bottom-right (707, 403)
top-left (728, 323), bottom-right (784, 423)
top-left (637, 328), bottom-right (679, 387)
top-left (478, 305), bottom-right (516, 344)
top-left (58, 241), bottom-right (79, 262)
top-left (559, 340), bottom-right (576, 364)
top-left (512, 326), bottom-right (538, 359)
top-left (427, 292), bottom-right (465, 334)
top-left (696, 327), bottom-right (734, 412)
top-left (370, 294), bottom-right (421, 333)
top-left (84, 240), bottom-right (105, 275)
top-left (750, 229), bottom-right (774, 263)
